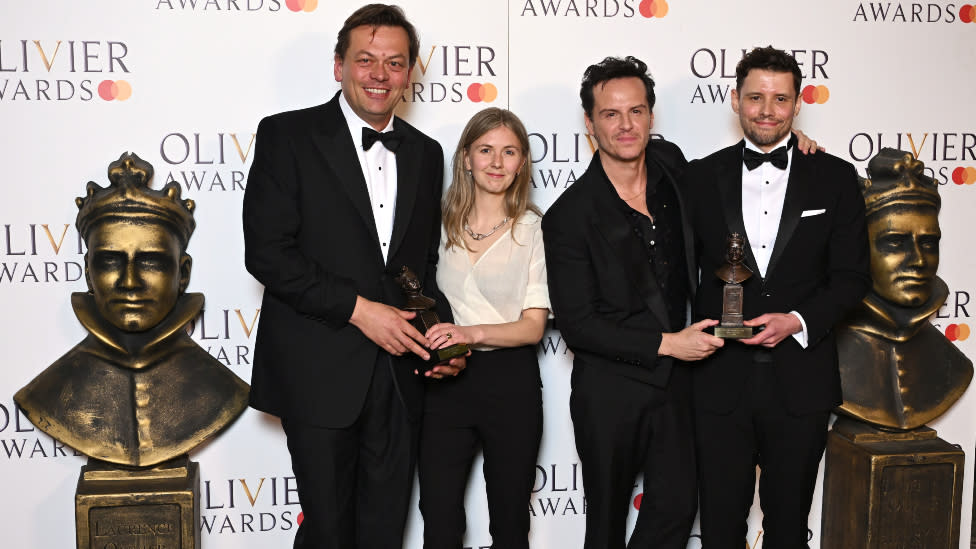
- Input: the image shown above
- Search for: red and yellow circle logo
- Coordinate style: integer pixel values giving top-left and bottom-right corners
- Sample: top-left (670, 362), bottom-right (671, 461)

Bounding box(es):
top-left (638, 0), bottom-right (669, 18)
top-left (946, 323), bottom-right (970, 341)
top-left (286, 0), bottom-right (317, 12)
top-left (952, 167), bottom-right (976, 184)
top-left (959, 4), bottom-right (976, 22)
top-left (98, 80), bottom-right (132, 101)
top-left (801, 85), bottom-right (829, 104)
top-left (467, 83), bottom-right (498, 103)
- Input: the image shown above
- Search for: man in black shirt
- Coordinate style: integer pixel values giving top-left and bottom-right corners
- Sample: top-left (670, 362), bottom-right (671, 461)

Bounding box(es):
top-left (543, 56), bottom-right (723, 549)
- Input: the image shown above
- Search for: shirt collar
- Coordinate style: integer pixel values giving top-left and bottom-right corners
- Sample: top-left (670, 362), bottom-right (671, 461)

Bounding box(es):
top-left (338, 91), bottom-right (395, 141)
top-left (743, 133), bottom-right (792, 153)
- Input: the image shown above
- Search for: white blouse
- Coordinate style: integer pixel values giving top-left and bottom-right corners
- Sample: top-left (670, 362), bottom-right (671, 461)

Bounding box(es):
top-left (436, 211), bottom-right (550, 351)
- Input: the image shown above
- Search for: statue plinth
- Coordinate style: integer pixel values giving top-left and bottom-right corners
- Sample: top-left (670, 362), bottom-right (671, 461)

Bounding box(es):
top-left (76, 455), bottom-right (200, 549)
top-left (821, 417), bottom-right (964, 548)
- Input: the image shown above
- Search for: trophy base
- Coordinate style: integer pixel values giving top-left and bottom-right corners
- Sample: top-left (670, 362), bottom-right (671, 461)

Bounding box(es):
top-left (821, 417), bottom-right (963, 548)
top-left (433, 342), bottom-right (469, 363)
top-left (714, 326), bottom-right (753, 339)
top-left (76, 455), bottom-right (200, 549)
top-left (416, 342), bottom-right (470, 372)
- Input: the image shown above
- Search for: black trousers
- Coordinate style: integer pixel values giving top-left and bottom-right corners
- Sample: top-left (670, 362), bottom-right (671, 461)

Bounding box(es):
top-left (694, 359), bottom-right (829, 549)
top-left (282, 354), bottom-right (417, 549)
top-left (570, 364), bottom-right (697, 549)
top-left (418, 346), bottom-right (542, 549)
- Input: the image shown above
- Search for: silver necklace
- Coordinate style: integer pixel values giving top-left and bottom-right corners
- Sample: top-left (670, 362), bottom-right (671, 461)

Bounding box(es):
top-left (464, 217), bottom-right (510, 241)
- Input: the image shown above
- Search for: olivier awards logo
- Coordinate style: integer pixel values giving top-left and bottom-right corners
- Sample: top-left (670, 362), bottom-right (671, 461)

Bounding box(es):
top-left (530, 462), bottom-right (586, 517)
top-left (201, 475), bottom-right (301, 535)
top-left (0, 39), bottom-right (132, 102)
top-left (853, 2), bottom-right (967, 22)
top-left (154, 0), bottom-right (317, 13)
top-left (688, 48), bottom-right (831, 105)
top-left (404, 44), bottom-right (500, 104)
top-left (159, 131), bottom-right (256, 193)
top-left (528, 131), bottom-right (598, 193)
top-left (847, 131), bottom-right (976, 186)
top-left (0, 223), bottom-right (85, 284)
top-left (519, 0), bottom-right (670, 18)
top-left (185, 305), bottom-right (262, 368)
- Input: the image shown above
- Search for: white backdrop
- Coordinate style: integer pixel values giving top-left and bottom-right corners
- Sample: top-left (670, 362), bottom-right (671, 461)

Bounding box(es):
top-left (2, 1), bottom-right (976, 547)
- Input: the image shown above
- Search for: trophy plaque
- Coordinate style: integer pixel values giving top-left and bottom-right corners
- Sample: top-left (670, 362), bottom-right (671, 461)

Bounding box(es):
top-left (713, 233), bottom-right (754, 339)
top-left (396, 266), bottom-right (469, 368)
top-left (76, 456), bottom-right (200, 549)
top-left (822, 418), bottom-right (963, 548)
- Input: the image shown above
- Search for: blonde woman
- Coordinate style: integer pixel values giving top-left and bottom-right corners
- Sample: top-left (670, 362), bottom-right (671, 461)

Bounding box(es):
top-left (419, 108), bottom-right (548, 549)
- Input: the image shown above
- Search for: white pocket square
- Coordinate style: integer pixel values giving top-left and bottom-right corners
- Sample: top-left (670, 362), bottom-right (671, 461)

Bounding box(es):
top-left (801, 209), bottom-right (826, 217)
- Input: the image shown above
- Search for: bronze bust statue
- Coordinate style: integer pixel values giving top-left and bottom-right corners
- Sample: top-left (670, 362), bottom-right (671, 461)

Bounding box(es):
top-left (14, 152), bottom-right (249, 467)
top-left (714, 232), bottom-right (753, 284)
top-left (836, 148), bottom-right (972, 430)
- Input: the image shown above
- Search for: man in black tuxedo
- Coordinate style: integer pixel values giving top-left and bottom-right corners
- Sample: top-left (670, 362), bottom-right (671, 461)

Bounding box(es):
top-left (242, 5), bottom-right (462, 548)
top-left (683, 46), bottom-right (870, 548)
top-left (543, 56), bottom-right (724, 549)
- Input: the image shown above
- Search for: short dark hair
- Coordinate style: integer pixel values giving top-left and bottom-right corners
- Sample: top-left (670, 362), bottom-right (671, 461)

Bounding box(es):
top-left (735, 46), bottom-right (802, 97)
top-left (334, 4), bottom-right (420, 68)
top-left (580, 56), bottom-right (656, 118)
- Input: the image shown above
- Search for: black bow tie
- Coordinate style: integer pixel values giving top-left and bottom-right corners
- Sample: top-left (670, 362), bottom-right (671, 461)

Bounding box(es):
top-left (743, 146), bottom-right (789, 171)
top-left (362, 127), bottom-right (403, 152)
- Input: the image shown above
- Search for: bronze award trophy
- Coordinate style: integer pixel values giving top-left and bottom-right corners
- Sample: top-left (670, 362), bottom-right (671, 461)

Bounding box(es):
top-left (820, 149), bottom-right (972, 548)
top-left (14, 153), bottom-right (249, 549)
top-left (396, 266), bottom-right (469, 368)
top-left (713, 233), bottom-right (754, 339)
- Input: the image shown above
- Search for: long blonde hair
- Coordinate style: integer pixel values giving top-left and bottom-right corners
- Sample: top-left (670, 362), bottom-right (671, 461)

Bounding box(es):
top-left (442, 108), bottom-right (540, 250)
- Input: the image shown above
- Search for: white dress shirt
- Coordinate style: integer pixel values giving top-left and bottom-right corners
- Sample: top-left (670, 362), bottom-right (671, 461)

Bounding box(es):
top-left (339, 93), bottom-right (397, 263)
top-left (740, 135), bottom-right (809, 347)
top-left (435, 212), bottom-right (550, 351)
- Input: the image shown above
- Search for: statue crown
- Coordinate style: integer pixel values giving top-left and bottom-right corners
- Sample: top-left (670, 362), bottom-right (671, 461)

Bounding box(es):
top-left (860, 148), bottom-right (940, 216)
top-left (75, 152), bottom-right (195, 246)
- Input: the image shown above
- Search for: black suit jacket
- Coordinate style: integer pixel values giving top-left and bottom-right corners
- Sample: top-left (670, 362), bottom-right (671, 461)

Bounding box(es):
top-left (543, 139), bottom-right (695, 387)
top-left (684, 140), bottom-right (870, 415)
top-left (242, 92), bottom-right (447, 428)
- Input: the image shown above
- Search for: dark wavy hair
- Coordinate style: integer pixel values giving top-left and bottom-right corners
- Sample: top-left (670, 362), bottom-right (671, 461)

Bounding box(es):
top-left (735, 46), bottom-right (802, 96)
top-left (580, 56), bottom-right (656, 118)
top-left (334, 4), bottom-right (419, 68)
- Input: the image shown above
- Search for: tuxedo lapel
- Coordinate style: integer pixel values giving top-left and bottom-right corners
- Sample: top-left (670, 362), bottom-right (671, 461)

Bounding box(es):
top-left (715, 142), bottom-right (761, 275)
top-left (310, 98), bottom-right (382, 256)
top-left (388, 117), bottom-right (419, 263)
top-left (766, 149), bottom-right (810, 276)
top-left (589, 168), bottom-right (670, 329)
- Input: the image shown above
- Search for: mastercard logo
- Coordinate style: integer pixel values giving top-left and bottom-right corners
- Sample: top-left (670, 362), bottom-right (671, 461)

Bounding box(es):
top-left (638, 0), bottom-right (669, 18)
top-left (801, 84), bottom-right (829, 105)
top-left (98, 80), bottom-right (132, 101)
top-left (959, 4), bottom-right (976, 22)
top-left (952, 167), bottom-right (976, 185)
top-left (467, 83), bottom-right (497, 103)
top-left (286, 0), bottom-right (317, 12)
top-left (945, 323), bottom-right (970, 341)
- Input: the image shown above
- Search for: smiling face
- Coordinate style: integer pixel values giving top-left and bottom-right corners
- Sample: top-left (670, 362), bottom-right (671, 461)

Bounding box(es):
top-left (731, 68), bottom-right (801, 152)
top-left (86, 221), bottom-right (191, 333)
top-left (463, 125), bottom-right (526, 197)
top-left (584, 76), bottom-right (653, 167)
top-left (868, 208), bottom-right (941, 307)
top-left (334, 24), bottom-right (412, 131)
